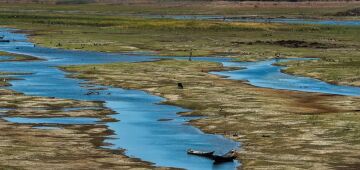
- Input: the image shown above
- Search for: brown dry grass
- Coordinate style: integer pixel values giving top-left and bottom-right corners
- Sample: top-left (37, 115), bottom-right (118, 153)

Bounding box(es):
top-left (64, 60), bottom-right (360, 169)
top-left (0, 82), bottom-right (160, 169)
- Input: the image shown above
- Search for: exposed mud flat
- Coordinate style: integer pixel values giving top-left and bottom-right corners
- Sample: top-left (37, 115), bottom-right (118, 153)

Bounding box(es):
top-left (0, 80), bottom-right (161, 169)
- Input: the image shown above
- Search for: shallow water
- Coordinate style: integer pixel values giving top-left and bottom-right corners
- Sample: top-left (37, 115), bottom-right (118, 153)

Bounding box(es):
top-left (226, 18), bottom-right (360, 26)
top-left (1, 27), bottom-right (360, 170)
top-left (33, 126), bottom-right (62, 130)
top-left (143, 15), bottom-right (360, 26)
top-left (62, 107), bottom-right (103, 112)
top-left (212, 58), bottom-right (360, 96)
top-left (0, 28), bottom-right (239, 170)
top-left (5, 117), bottom-right (99, 124)
top-left (0, 56), bottom-right (11, 61)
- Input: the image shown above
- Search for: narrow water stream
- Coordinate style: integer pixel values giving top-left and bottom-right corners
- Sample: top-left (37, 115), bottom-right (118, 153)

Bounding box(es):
top-left (0, 28), bottom-right (239, 170)
top-left (213, 59), bottom-right (360, 96)
top-left (1, 28), bottom-right (360, 170)
top-left (142, 15), bottom-right (360, 26)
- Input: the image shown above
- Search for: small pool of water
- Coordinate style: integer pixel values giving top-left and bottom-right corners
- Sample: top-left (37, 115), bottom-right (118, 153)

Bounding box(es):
top-left (62, 107), bottom-right (104, 112)
top-left (143, 15), bottom-right (360, 26)
top-left (33, 126), bottom-right (63, 130)
top-left (224, 18), bottom-right (360, 26)
top-left (4, 117), bottom-right (99, 124)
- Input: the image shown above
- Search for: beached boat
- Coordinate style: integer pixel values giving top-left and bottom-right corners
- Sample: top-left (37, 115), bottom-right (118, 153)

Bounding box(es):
top-left (212, 150), bottom-right (237, 164)
top-left (187, 149), bottom-right (237, 164)
top-left (187, 149), bottom-right (214, 158)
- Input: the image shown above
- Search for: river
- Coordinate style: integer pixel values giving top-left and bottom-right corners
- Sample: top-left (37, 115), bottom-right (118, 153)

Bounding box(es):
top-left (1, 28), bottom-right (360, 170)
top-left (0, 28), bottom-right (239, 170)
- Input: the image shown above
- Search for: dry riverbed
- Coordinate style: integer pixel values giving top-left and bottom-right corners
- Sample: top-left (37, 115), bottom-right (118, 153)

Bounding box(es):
top-left (64, 60), bottom-right (360, 169)
top-left (0, 54), bottom-right (163, 170)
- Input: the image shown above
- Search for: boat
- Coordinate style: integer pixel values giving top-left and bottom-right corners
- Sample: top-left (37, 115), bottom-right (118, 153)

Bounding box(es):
top-left (212, 155), bottom-right (236, 163)
top-left (0, 39), bottom-right (10, 42)
top-left (187, 149), bottom-right (237, 163)
top-left (187, 149), bottom-right (214, 158)
top-left (212, 150), bottom-right (237, 164)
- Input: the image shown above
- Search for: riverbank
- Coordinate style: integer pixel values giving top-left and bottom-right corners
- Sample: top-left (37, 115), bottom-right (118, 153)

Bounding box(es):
top-left (279, 58), bottom-right (360, 87)
top-left (0, 56), bottom-right (160, 169)
top-left (64, 59), bottom-right (360, 169)
top-left (0, 51), bottom-right (40, 62)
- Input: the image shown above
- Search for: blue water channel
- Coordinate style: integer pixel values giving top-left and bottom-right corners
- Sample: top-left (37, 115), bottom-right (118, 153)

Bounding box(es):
top-left (0, 27), bottom-right (360, 170)
top-left (0, 28), bottom-right (239, 170)
top-left (212, 59), bottom-right (360, 96)
top-left (143, 15), bottom-right (360, 26)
